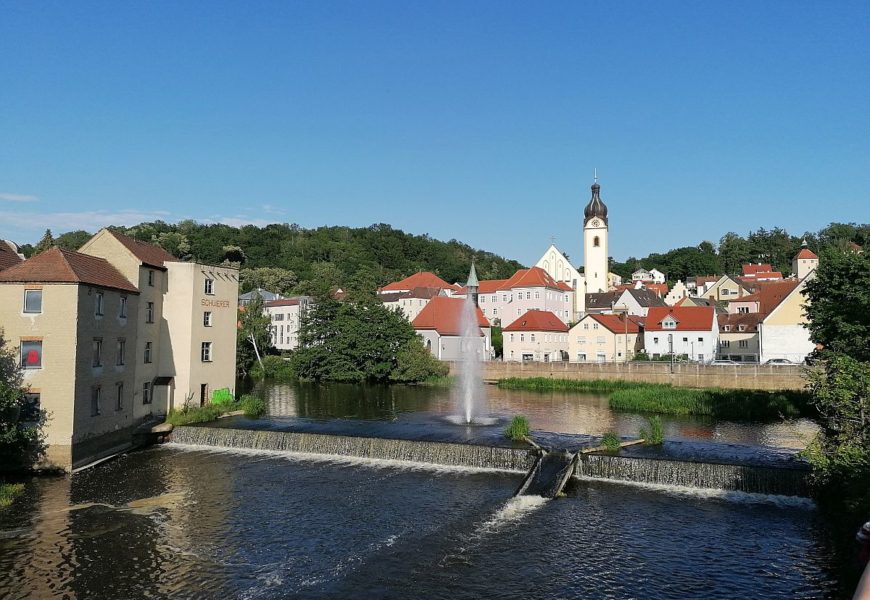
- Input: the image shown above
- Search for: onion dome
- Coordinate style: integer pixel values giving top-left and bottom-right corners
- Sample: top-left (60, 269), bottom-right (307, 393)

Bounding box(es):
top-left (584, 181), bottom-right (608, 225)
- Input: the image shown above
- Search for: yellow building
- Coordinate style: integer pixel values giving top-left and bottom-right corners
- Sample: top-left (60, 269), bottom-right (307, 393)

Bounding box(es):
top-left (0, 248), bottom-right (141, 468)
top-left (568, 313), bottom-right (643, 363)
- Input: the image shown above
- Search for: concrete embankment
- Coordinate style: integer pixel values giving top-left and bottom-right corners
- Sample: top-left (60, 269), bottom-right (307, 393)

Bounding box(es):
top-left (452, 361), bottom-right (807, 391)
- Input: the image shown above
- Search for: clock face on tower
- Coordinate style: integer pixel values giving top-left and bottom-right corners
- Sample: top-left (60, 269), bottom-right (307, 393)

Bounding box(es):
top-left (591, 219), bottom-right (600, 227)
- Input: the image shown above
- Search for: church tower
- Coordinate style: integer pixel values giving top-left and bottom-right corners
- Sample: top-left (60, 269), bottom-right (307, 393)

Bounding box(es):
top-left (583, 179), bottom-right (609, 293)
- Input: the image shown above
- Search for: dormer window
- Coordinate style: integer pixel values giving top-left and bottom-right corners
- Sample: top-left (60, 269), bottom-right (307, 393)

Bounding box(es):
top-left (662, 318), bottom-right (677, 330)
top-left (723, 325), bottom-right (731, 332)
top-left (738, 324), bottom-right (746, 332)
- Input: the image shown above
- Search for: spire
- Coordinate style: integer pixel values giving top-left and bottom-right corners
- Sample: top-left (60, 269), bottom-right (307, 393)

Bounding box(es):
top-left (801, 238), bottom-right (808, 248)
top-left (584, 177), bottom-right (608, 225)
top-left (465, 261), bottom-right (479, 288)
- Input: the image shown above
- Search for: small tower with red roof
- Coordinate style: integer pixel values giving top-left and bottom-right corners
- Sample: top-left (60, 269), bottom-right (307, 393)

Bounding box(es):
top-left (791, 240), bottom-right (818, 280)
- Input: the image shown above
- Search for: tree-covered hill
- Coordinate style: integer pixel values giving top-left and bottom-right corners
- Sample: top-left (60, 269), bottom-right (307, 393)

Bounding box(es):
top-left (26, 221), bottom-right (525, 296)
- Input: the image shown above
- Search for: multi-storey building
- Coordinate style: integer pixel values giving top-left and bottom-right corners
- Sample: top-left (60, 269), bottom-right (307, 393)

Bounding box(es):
top-left (502, 310), bottom-right (569, 363)
top-left (643, 306), bottom-right (718, 363)
top-left (264, 296), bottom-right (311, 350)
top-left (568, 313), bottom-right (643, 363)
top-left (0, 248), bottom-right (140, 468)
top-left (471, 267), bottom-right (574, 327)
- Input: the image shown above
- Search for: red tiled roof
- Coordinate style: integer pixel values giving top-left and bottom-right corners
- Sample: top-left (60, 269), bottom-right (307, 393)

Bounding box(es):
top-left (718, 312), bottom-right (763, 332)
top-left (477, 279), bottom-right (508, 294)
top-left (265, 298), bottom-right (306, 307)
top-left (693, 275), bottom-right (721, 286)
top-left (795, 248), bottom-right (818, 260)
top-left (731, 280), bottom-right (799, 314)
top-left (379, 271), bottom-right (455, 292)
top-left (556, 281), bottom-right (574, 291)
top-left (645, 283), bottom-right (669, 296)
top-left (742, 263), bottom-right (773, 276)
top-left (502, 266), bottom-right (563, 290)
top-left (106, 229), bottom-right (177, 269)
top-left (411, 297), bottom-right (488, 336)
top-left (0, 242), bottom-right (23, 271)
top-left (645, 306), bottom-right (715, 332)
top-left (503, 310), bottom-right (568, 332)
top-left (585, 313), bottom-right (643, 334)
top-left (0, 247), bottom-right (139, 293)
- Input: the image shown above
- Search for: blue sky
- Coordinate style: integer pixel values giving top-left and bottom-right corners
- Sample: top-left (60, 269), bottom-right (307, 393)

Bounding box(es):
top-left (1, 1), bottom-right (868, 265)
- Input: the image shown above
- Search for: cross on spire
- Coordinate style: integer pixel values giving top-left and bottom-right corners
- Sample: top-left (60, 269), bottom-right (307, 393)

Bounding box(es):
top-left (594, 167), bottom-right (598, 183)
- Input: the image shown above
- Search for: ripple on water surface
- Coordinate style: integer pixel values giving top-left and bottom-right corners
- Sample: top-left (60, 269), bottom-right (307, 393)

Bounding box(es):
top-left (0, 446), bottom-right (841, 599)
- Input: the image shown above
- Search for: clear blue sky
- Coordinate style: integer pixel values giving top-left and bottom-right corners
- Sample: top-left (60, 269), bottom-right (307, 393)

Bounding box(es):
top-left (1, 1), bottom-right (868, 265)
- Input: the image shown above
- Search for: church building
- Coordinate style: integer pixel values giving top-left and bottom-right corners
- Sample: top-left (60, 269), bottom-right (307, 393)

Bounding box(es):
top-left (535, 178), bottom-right (614, 320)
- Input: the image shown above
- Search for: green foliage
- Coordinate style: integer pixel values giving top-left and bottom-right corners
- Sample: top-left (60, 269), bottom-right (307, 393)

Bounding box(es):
top-left (152, 232), bottom-right (191, 259)
top-left (237, 294), bottom-right (272, 377)
top-left (240, 267), bottom-right (298, 296)
top-left (609, 386), bottom-right (811, 420)
top-left (292, 297), bottom-right (425, 383)
top-left (238, 395), bottom-right (267, 418)
top-left (54, 230), bottom-right (92, 251)
top-left (498, 377), bottom-right (645, 393)
top-left (389, 338), bottom-right (449, 383)
top-left (504, 415), bottom-right (530, 441)
top-left (601, 432), bottom-right (621, 452)
top-left (804, 248), bottom-right (870, 361)
top-left (33, 229), bottom-right (54, 255)
top-left (639, 415), bottom-right (664, 445)
top-left (0, 332), bottom-right (46, 470)
top-left (491, 327), bottom-right (503, 359)
top-left (250, 355), bottom-right (297, 381)
top-left (211, 388), bottom-right (234, 405)
top-left (0, 483), bottom-right (24, 508)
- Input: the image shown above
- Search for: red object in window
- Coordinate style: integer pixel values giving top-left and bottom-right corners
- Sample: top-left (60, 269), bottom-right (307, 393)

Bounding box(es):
top-left (26, 350), bottom-right (39, 365)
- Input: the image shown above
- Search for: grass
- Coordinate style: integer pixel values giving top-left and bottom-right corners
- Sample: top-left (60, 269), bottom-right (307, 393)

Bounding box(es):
top-left (0, 483), bottom-right (24, 509)
top-left (498, 377), bottom-right (813, 422)
top-left (504, 415), bottom-right (531, 441)
top-left (419, 375), bottom-right (455, 387)
top-left (639, 415), bottom-right (664, 445)
top-left (601, 432), bottom-right (621, 452)
top-left (166, 394), bottom-right (267, 426)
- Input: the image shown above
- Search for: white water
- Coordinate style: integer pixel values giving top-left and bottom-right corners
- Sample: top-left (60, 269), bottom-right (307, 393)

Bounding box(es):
top-left (456, 293), bottom-right (485, 423)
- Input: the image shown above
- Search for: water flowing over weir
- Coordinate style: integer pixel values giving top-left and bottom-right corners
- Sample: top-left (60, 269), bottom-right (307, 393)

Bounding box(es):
top-left (170, 426), bottom-right (811, 497)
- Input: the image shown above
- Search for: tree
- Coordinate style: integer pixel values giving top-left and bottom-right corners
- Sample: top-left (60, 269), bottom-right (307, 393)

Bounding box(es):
top-left (389, 337), bottom-right (449, 383)
top-left (239, 267), bottom-right (298, 296)
top-left (236, 295), bottom-right (271, 377)
top-left (0, 331), bottom-right (45, 469)
top-left (33, 229), bottom-right (54, 254)
top-left (54, 230), bottom-right (92, 251)
top-left (292, 299), bottom-right (422, 383)
top-left (153, 232), bottom-right (191, 259)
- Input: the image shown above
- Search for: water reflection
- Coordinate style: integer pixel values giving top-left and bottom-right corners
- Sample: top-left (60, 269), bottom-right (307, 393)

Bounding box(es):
top-left (248, 381), bottom-right (819, 449)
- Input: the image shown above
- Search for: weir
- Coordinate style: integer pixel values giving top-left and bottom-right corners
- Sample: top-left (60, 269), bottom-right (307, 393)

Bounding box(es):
top-left (514, 450), bottom-right (579, 498)
top-left (171, 425), bottom-right (810, 497)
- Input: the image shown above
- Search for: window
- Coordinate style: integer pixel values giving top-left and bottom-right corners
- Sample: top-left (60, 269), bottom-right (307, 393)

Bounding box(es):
top-left (91, 386), bottom-right (101, 416)
top-left (530, 334), bottom-right (536, 342)
top-left (116, 339), bottom-right (126, 366)
top-left (116, 383), bottom-right (124, 411)
top-left (738, 325), bottom-right (746, 332)
top-left (493, 308), bottom-right (497, 315)
top-left (144, 341), bottom-right (152, 364)
top-left (593, 236), bottom-right (600, 247)
top-left (663, 319), bottom-right (676, 330)
top-left (21, 393), bottom-right (40, 422)
top-left (738, 307), bottom-right (749, 314)
top-left (723, 325), bottom-right (731, 332)
top-left (596, 336), bottom-right (606, 344)
top-left (577, 353), bottom-right (587, 362)
top-left (682, 337), bottom-right (688, 343)
top-left (596, 352), bottom-right (606, 363)
top-left (491, 295), bottom-right (496, 302)
top-left (593, 323), bottom-right (599, 330)
top-left (120, 296), bottom-right (128, 318)
top-left (577, 336), bottom-right (586, 344)
top-left (148, 270), bottom-right (155, 286)
top-left (526, 292), bottom-right (531, 300)
top-left (24, 289), bottom-right (42, 313)
top-left (146, 302), bottom-right (155, 323)
top-left (720, 340), bottom-right (731, 348)
top-left (653, 337), bottom-right (659, 344)
top-left (92, 338), bottom-right (103, 367)
top-left (142, 382), bottom-right (151, 405)
top-left (510, 334), bottom-right (514, 342)
top-left (203, 311), bottom-right (213, 327)
top-left (204, 278), bottom-right (214, 295)
top-left (21, 340), bottom-right (42, 369)
top-left (739, 340), bottom-right (749, 348)
top-left (520, 334), bottom-right (525, 342)
top-left (273, 313), bottom-right (284, 321)
top-left (535, 292), bottom-right (540, 299)
top-left (698, 337), bottom-right (704, 342)
top-left (95, 292), bottom-right (104, 316)
top-left (201, 342), bottom-right (213, 362)
top-left (583, 323), bottom-right (589, 330)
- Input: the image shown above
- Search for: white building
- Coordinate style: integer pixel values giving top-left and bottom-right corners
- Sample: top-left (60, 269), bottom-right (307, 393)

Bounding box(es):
top-left (264, 296), bottom-right (311, 350)
top-left (412, 297), bottom-right (491, 361)
top-left (502, 310), bottom-right (569, 363)
top-left (758, 273), bottom-right (816, 364)
top-left (469, 267), bottom-right (574, 327)
top-left (585, 288), bottom-right (666, 317)
top-left (583, 180), bottom-right (609, 294)
top-left (643, 306), bottom-right (718, 363)
top-left (791, 242), bottom-right (819, 280)
top-left (631, 268), bottom-right (665, 284)
top-left (568, 313), bottom-right (643, 363)
top-left (535, 244), bottom-right (586, 318)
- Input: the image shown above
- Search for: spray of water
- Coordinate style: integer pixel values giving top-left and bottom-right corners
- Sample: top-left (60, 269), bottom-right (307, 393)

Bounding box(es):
top-left (457, 294), bottom-right (485, 423)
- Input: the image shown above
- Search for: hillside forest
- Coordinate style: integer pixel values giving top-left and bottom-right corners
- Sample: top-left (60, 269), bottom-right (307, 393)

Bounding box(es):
top-left (20, 220), bottom-right (869, 295)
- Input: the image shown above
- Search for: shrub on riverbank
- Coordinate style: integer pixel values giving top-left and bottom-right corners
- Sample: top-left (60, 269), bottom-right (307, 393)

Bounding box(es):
top-left (639, 416), bottom-right (664, 445)
top-left (251, 355), bottom-right (297, 381)
top-left (498, 378), bottom-right (643, 393)
top-left (601, 432), bottom-right (621, 452)
top-left (504, 415), bottom-right (530, 441)
top-left (166, 395), bottom-right (267, 426)
top-left (0, 482), bottom-right (24, 508)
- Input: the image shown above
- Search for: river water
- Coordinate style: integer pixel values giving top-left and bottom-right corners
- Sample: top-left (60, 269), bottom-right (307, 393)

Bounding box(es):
top-left (0, 446), bottom-right (842, 599)
top-left (250, 381), bottom-right (819, 449)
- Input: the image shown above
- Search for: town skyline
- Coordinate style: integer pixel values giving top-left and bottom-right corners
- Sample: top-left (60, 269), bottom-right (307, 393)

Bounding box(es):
top-left (2, 2), bottom-right (868, 262)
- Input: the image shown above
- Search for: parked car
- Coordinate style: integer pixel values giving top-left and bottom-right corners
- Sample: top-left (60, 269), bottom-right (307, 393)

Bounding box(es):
top-left (764, 358), bottom-right (795, 366)
top-left (710, 359), bottom-right (738, 365)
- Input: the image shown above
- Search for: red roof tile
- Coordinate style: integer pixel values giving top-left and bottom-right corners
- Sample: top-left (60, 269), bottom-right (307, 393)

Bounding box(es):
top-left (645, 283), bottom-right (669, 296)
top-left (265, 297), bottom-right (309, 308)
top-left (556, 281), bottom-right (574, 291)
top-left (504, 310), bottom-right (569, 332)
top-left (585, 313), bottom-right (643, 334)
top-left (106, 229), bottom-right (177, 269)
top-left (411, 297), bottom-right (488, 336)
top-left (718, 312), bottom-right (763, 332)
top-left (0, 247), bottom-right (139, 293)
top-left (380, 272), bottom-right (455, 292)
top-left (0, 242), bottom-right (23, 271)
top-left (795, 248), bottom-right (818, 260)
top-left (730, 280), bottom-right (799, 314)
top-left (742, 263), bottom-right (774, 276)
top-left (502, 267), bottom-right (563, 289)
top-left (645, 306), bottom-right (715, 332)
top-left (477, 279), bottom-right (509, 294)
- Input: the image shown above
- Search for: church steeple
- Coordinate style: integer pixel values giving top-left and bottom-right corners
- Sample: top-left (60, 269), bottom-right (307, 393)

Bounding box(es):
top-left (465, 261), bottom-right (479, 306)
top-left (584, 180), bottom-right (608, 225)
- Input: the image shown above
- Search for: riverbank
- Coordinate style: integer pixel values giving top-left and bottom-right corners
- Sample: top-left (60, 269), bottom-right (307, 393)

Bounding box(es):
top-left (0, 482), bottom-right (24, 508)
top-left (497, 378), bottom-right (814, 421)
top-left (165, 395), bottom-right (266, 426)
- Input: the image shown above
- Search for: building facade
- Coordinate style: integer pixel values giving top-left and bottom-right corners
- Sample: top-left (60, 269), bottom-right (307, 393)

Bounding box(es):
top-left (264, 296), bottom-right (311, 350)
top-left (568, 313), bottom-right (643, 363)
top-left (583, 181), bottom-right (609, 294)
top-left (502, 310), bottom-right (569, 363)
top-left (643, 306), bottom-right (718, 363)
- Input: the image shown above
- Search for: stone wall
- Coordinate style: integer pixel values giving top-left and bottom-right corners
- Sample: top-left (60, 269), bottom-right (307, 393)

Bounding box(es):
top-left (449, 361), bottom-right (807, 391)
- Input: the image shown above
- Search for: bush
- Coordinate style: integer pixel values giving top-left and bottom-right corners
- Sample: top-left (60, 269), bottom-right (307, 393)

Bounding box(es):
top-left (639, 415), bottom-right (664, 445)
top-left (498, 378), bottom-right (643, 393)
top-left (251, 355), bottom-right (297, 381)
top-left (504, 415), bottom-right (531, 441)
top-left (0, 482), bottom-right (24, 508)
top-left (238, 395), bottom-right (267, 418)
top-left (601, 432), bottom-right (621, 452)
top-left (389, 338), bottom-right (449, 384)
